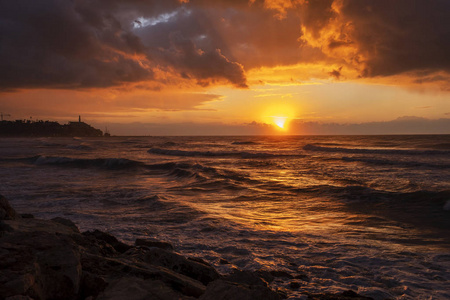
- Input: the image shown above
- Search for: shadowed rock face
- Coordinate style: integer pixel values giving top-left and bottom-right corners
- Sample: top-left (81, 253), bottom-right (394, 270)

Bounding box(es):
top-left (0, 227), bottom-right (82, 299)
top-left (0, 194), bottom-right (19, 220)
top-left (0, 194), bottom-right (374, 300)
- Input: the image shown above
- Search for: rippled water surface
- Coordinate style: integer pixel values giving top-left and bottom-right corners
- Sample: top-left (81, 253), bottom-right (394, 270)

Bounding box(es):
top-left (1, 135), bottom-right (449, 299)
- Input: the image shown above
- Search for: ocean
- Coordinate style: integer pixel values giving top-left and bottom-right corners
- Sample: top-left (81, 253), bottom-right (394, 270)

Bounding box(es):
top-left (1, 135), bottom-right (449, 299)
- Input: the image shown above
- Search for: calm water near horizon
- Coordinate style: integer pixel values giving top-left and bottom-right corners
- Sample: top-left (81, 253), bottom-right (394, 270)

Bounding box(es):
top-left (1, 135), bottom-right (449, 299)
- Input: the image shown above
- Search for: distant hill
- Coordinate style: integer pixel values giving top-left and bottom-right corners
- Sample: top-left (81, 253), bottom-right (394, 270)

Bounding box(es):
top-left (0, 120), bottom-right (104, 137)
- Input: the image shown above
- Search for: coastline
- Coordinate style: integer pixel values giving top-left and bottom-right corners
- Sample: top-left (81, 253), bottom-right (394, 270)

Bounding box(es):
top-left (0, 194), bottom-right (373, 300)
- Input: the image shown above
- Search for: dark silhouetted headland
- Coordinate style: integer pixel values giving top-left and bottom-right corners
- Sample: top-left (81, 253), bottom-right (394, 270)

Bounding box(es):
top-left (0, 118), bottom-right (104, 137)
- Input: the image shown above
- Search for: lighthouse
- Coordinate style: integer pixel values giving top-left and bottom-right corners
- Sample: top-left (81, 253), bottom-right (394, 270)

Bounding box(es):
top-left (79, 115), bottom-right (81, 123)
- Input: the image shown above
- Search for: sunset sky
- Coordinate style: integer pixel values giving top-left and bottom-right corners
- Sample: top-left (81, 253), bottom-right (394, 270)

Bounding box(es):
top-left (0, 0), bottom-right (449, 135)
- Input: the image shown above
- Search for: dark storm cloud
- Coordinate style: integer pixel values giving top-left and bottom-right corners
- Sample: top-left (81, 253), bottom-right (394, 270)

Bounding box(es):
top-left (299, 0), bottom-right (450, 78)
top-left (0, 0), bottom-right (247, 90)
top-left (1, 0), bottom-right (448, 91)
top-left (0, 0), bottom-right (154, 89)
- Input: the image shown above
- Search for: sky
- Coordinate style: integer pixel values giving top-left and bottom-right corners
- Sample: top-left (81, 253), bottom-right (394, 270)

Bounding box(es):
top-left (0, 0), bottom-right (449, 135)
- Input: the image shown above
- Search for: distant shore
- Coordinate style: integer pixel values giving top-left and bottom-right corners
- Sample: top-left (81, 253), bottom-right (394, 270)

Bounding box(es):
top-left (0, 119), bottom-right (104, 137)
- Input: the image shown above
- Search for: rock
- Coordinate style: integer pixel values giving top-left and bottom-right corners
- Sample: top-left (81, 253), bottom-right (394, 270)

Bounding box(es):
top-left (96, 277), bottom-right (193, 300)
top-left (224, 269), bottom-right (268, 287)
top-left (135, 238), bottom-right (174, 250)
top-left (187, 257), bottom-right (212, 267)
top-left (52, 217), bottom-right (80, 233)
top-left (2, 218), bottom-right (79, 236)
top-left (290, 281), bottom-right (301, 289)
top-left (256, 269), bottom-right (275, 283)
top-left (83, 230), bottom-right (132, 253)
top-left (276, 288), bottom-right (289, 299)
top-left (219, 258), bottom-right (230, 265)
top-left (137, 247), bottom-right (220, 285)
top-left (81, 250), bottom-right (206, 298)
top-left (0, 231), bottom-right (82, 300)
top-left (270, 270), bottom-right (294, 279)
top-left (0, 194), bottom-right (18, 220)
top-left (200, 279), bottom-right (281, 300)
top-left (294, 273), bottom-right (310, 281)
top-left (5, 296), bottom-right (35, 300)
top-left (20, 214), bottom-right (34, 219)
top-left (0, 197), bottom-right (287, 300)
top-left (78, 271), bottom-right (108, 299)
top-left (0, 221), bottom-right (14, 235)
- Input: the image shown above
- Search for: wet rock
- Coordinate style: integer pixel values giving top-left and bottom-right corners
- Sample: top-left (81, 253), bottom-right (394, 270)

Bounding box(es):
top-left (276, 287), bottom-right (289, 299)
top-left (52, 217), bottom-right (80, 233)
top-left (20, 214), bottom-right (34, 219)
top-left (224, 269), bottom-right (268, 287)
top-left (79, 271), bottom-right (108, 299)
top-left (270, 270), bottom-right (294, 279)
top-left (0, 194), bottom-right (18, 220)
top-left (187, 257), bottom-right (212, 267)
top-left (82, 250), bottom-right (206, 298)
top-left (137, 247), bottom-right (220, 285)
top-left (200, 279), bottom-right (281, 300)
top-left (290, 281), bottom-right (301, 289)
top-left (219, 258), bottom-right (230, 265)
top-left (256, 269), bottom-right (275, 283)
top-left (83, 230), bottom-right (132, 253)
top-left (0, 231), bottom-right (82, 300)
top-left (294, 273), bottom-right (310, 281)
top-left (0, 221), bottom-right (14, 235)
top-left (135, 238), bottom-right (174, 250)
top-left (96, 277), bottom-right (193, 300)
top-left (5, 296), bottom-right (35, 300)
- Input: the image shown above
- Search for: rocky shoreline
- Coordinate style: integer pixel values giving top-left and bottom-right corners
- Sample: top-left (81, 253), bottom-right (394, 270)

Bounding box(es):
top-left (1, 194), bottom-right (373, 300)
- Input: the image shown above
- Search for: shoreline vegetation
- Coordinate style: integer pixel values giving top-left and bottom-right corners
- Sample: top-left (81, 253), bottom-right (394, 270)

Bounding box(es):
top-left (0, 194), bottom-right (374, 300)
top-left (0, 119), bottom-right (104, 137)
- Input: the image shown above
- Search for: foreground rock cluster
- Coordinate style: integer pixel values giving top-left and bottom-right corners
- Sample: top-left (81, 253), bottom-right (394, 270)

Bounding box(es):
top-left (1, 195), bottom-right (373, 300)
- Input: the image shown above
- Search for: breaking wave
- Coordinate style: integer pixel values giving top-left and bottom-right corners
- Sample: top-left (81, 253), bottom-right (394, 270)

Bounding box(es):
top-left (148, 147), bottom-right (303, 159)
top-left (31, 155), bottom-right (144, 170)
top-left (303, 144), bottom-right (450, 156)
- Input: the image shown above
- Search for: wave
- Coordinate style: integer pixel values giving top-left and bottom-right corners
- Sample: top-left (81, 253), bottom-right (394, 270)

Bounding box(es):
top-left (31, 155), bottom-right (144, 170)
top-left (341, 156), bottom-right (450, 169)
top-left (231, 141), bottom-right (258, 145)
top-left (66, 143), bottom-right (94, 150)
top-left (303, 144), bottom-right (450, 156)
top-left (148, 147), bottom-right (303, 159)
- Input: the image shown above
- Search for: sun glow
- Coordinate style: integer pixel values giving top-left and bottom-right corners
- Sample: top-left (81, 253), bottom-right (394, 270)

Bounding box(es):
top-left (260, 102), bottom-right (298, 132)
top-left (273, 116), bottom-right (288, 129)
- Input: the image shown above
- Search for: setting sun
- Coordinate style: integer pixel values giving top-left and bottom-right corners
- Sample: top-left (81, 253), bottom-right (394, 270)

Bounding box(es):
top-left (273, 116), bottom-right (288, 129)
top-left (260, 102), bottom-right (298, 132)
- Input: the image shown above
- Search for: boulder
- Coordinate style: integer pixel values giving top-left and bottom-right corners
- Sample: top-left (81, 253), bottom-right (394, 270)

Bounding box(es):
top-left (83, 230), bottom-right (132, 253)
top-left (78, 271), bottom-right (108, 299)
top-left (224, 269), bottom-right (268, 287)
top-left (0, 231), bottom-right (82, 300)
top-left (135, 238), bottom-right (174, 251)
top-left (200, 279), bottom-right (281, 300)
top-left (0, 194), bottom-right (18, 220)
top-left (269, 270), bottom-right (294, 279)
top-left (137, 247), bottom-right (220, 285)
top-left (52, 217), bottom-right (80, 233)
top-left (96, 277), bottom-right (194, 300)
top-left (81, 251), bottom-right (206, 298)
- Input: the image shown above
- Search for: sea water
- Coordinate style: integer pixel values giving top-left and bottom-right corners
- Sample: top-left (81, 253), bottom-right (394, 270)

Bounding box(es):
top-left (0, 135), bottom-right (449, 299)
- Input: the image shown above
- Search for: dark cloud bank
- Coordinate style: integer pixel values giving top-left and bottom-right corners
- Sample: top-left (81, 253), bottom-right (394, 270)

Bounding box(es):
top-left (1, 0), bottom-right (449, 91)
top-left (96, 117), bottom-right (450, 136)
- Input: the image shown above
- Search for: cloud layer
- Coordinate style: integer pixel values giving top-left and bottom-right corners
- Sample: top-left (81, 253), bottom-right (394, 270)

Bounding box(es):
top-left (0, 0), bottom-right (448, 91)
